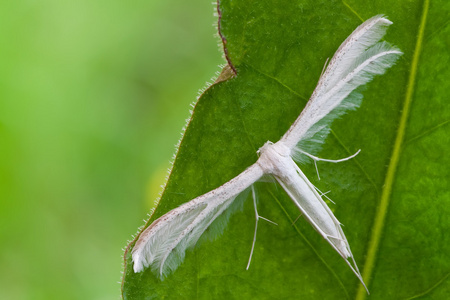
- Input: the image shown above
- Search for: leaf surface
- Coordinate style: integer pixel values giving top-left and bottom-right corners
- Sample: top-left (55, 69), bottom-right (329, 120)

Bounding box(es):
top-left (122, 0), bottom-right (450, 298)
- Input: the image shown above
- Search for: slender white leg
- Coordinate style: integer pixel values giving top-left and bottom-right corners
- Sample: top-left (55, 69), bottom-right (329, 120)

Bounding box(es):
top-left (299, 149), bottom-right (361, 180)
top-left (246, 185), bottom-right (277, 270)
top-left (313, 186), bottom-right (335, 204)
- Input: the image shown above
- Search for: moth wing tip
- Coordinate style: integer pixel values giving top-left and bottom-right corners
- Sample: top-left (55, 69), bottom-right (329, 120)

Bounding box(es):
top-left (131, 249), bottom-right (147, 273)
top-left (381, 17), bottom-right (393, 25)
top-left (370, 14), bottom-right (393, 25)
top-left (132, 260), bottom-right (144, 273)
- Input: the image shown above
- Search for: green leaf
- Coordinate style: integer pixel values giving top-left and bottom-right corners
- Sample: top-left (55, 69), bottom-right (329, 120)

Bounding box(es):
top-left (122, 0), bottom-right (450, 299)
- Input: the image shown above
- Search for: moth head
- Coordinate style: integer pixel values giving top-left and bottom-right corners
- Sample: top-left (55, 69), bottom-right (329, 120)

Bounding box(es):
top-left (256, 141), bottom-right (274, 157)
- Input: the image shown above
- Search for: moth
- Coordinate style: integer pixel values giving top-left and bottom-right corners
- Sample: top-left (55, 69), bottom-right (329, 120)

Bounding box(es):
top-left (131, 15), bottom-right (402, 292)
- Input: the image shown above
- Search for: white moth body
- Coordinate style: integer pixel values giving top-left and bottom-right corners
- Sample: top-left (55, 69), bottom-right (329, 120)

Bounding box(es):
top-left (131, 15), bottom-right (403, 293)
top-left (257, 140), bottom-right (352, 261)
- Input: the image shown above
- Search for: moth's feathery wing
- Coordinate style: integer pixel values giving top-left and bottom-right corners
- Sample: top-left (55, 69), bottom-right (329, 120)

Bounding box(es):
top-left (281, 15), bottom-right (402, 156)
top-left (132, 163), bottom-right (264, 278)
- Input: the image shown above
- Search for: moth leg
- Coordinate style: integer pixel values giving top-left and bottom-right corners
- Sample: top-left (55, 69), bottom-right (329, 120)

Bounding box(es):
top-left (313, 186), bottom-right (335, 204)
top-left (246, 185), bottom-right (277, 270)
top-left (299, 149), bottom-right (361, 180)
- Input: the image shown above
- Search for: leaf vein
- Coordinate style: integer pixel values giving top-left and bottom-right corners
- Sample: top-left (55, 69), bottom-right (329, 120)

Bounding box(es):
top-left (405, 119), bottom-right (450, 145)
top-left (331, 130), bottom-right (380, 195)
top-left (404, 272), bottom-right (450, 300)
top-left (341, 1), bottom-right (364, 22)
top-left (355, 0), bottom-right (430, 299)
top-left (242, 62), bottom-right (308, 101)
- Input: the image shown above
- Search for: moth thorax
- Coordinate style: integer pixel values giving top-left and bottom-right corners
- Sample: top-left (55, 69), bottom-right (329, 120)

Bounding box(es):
top-left (257, 140), bottom-right (291, 173)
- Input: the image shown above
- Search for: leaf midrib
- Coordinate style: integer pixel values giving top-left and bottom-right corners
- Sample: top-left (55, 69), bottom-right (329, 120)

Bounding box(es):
top-left (355, 0), bottom-right (430, 298)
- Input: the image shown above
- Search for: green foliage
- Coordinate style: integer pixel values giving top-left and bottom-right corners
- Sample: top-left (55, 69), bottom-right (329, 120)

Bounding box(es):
top-left (0, 1), bottom-right (221, 299)
top-left (122, 0), bottom-right (450, 299)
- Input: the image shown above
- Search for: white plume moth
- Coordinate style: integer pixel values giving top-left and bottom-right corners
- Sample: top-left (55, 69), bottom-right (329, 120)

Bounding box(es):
top-left (132, 15), bottom-right (402, 293)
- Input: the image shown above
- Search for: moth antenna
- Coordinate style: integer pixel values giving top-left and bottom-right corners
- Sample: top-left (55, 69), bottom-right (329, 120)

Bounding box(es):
top-left (349, 255), bottom-right (369, 294)
top-left (322, 230), bottom-right (369, 294)
top-left (326, 234), bottom-right (346, 242)
top-left (320, 57), bottom-right (330, 78)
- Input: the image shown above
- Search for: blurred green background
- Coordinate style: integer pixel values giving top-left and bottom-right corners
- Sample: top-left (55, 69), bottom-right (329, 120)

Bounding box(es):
top-left (0, 1), bottom-right (223, 299)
